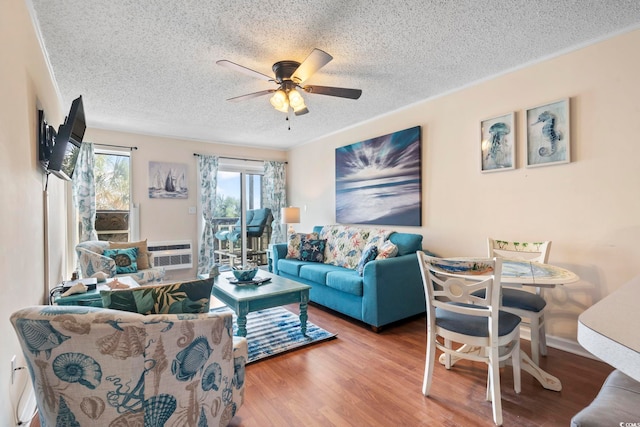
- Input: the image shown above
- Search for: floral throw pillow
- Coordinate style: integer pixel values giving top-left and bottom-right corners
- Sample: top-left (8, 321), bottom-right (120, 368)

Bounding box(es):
top-left (100, 277), bottom-right (214, 314)
top-left (376, 240), bottom-right (399, 260)
top-left (299, 239), bottom-right (327, 263)
top-left (356, 245), bottom-right (378, 276)
top-left (103, 247), bottom-right (139, 274)
top-left (286, 232), bottom-right (319, 259)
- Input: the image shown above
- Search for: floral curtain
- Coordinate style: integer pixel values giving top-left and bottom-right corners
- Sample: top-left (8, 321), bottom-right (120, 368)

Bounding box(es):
top-left (197, 155), bottom-right (219, 275)
top-left (263, 161), bottom-right (287, 244)
top-left (72, 141), bottom-right (97, 242)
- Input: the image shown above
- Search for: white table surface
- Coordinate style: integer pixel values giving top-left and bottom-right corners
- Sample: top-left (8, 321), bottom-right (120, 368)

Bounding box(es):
top-left (578, 275), bottom-right (640, 382)
top-left (501, 259), bottom-right (579, 286)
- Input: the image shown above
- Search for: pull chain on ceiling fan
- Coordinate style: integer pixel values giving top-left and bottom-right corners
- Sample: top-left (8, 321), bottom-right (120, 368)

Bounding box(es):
top-left (217, 48), bottom-right (362, 116)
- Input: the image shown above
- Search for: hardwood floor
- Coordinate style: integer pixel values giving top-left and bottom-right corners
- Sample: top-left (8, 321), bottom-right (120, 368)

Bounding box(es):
top-left (227, 303), bottom-right (612, 427)
top-left (31, 303), bottom-right (612, 427)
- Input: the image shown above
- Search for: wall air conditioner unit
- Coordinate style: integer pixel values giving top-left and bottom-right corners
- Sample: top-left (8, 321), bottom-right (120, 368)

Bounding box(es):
top-left (148, 240), bottom-right (193, 270)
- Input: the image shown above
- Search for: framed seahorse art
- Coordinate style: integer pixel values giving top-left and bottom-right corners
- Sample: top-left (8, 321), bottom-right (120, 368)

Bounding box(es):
top-left (526, 98), bottom-right (571, 168)
top-left (480, 112), bottom-right (516, 173)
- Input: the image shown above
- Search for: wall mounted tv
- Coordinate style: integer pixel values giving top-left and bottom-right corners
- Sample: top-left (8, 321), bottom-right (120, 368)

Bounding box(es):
top-left (39, 95), bottom-right (86, 181)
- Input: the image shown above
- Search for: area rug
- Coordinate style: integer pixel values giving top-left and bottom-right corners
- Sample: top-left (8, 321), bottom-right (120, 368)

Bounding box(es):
top-left (211, 306), bottom-right (337, 363)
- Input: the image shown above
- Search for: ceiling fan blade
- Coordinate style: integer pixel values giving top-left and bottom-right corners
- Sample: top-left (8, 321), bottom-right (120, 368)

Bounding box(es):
top-left (226, 89), bottom-right (275, 102)
top-left (294, 107), bottom-right (309, 116)
top-left (217, 60), bottom-right (275, 82)
top-left (303, 85), bottom-right (362, 99)
top-left (291, 48), bottom-right (333, 84)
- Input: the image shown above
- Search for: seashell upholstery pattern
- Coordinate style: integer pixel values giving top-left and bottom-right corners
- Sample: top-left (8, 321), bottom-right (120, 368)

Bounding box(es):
top-left (171, 336), bottom-right (213, 381)
top-left (10, 305), bottom-right (246, 426)
top-left (52, 352), bottom-right (102, 389)
top-left (14, 318), bottom-right (70, 359)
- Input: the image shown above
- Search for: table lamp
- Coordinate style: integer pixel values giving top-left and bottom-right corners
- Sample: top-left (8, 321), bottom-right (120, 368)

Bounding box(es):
top-left (281, 206), bottom-right (300, 236)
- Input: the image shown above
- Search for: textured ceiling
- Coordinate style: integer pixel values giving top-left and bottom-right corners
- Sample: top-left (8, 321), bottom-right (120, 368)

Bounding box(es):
top-left (28, 0), bottom-right (640, 150)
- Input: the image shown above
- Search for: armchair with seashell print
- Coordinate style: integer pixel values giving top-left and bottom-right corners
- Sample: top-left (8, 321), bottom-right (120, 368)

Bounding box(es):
top-left (11, 305), bottom-right (247, 426)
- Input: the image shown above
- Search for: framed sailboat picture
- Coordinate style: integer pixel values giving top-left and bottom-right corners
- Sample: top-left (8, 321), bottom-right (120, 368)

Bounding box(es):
top-left (149, 161), bottom-right (188, 199)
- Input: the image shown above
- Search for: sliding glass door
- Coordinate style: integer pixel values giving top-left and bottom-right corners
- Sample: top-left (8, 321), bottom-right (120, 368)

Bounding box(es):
top-left (214, 166), bottom-right (265, 267)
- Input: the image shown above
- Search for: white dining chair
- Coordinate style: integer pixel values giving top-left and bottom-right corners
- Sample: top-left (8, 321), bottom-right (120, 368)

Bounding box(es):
top-left (417, 253), bottom-right (521, 426)
top-left (487, 238), bottom-right (552, 365)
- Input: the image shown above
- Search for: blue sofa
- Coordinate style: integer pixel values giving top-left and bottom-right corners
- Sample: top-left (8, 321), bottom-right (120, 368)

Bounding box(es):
top-left (272, 226), bottom-right (426, 330)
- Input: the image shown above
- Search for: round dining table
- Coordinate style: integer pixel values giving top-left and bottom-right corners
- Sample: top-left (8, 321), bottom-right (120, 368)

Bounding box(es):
top-left (501, 259), bottom-right (579, 287)
top-left (438, 258), bottom-right (580, 391)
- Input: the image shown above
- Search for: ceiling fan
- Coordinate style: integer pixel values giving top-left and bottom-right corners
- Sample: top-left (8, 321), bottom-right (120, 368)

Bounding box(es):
top-left (217, 48), bottom-right (362, 116)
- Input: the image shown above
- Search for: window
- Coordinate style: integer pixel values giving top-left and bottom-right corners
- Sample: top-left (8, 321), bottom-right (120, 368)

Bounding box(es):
top-left (94, 150), bottom-right (131, 242)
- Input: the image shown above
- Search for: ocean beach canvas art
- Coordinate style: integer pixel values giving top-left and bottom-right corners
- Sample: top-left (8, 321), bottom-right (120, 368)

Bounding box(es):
top-left (335, 126), bottom-right (422, 226)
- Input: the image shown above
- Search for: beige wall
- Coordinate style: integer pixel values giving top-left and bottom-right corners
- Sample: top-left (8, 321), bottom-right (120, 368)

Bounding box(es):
top-left (288, 29), bottom-right (640, 347)
top-left (1, 0), bottom-right (67, 422)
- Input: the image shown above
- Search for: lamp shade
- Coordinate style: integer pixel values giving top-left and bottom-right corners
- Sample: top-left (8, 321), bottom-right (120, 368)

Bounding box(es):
top-left (288, 89), bottom-right (305, 108)
top-left (270, 89), bottom-right (289, 113)
top-left (281, 206), bottom-right (300, 224)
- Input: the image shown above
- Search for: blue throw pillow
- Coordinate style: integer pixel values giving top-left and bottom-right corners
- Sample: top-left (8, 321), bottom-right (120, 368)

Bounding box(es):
top-left (389, 233), bottom-right (423, 256)
top-left (356, 245), bottom-right (378, 276)
top-left (299, 239), bottom-right (326, 263)
top-left (103, 247), bottom-right (138, 274)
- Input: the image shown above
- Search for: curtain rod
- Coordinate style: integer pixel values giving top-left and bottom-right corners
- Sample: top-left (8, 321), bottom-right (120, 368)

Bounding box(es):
top-left (94, 143), bottom-right (138, 151)
top-left (193, 153), bottom-right (287, 164)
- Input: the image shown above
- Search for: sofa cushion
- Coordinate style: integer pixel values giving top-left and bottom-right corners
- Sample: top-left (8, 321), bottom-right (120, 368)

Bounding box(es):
top-left (326, 270), bottom-right (364, 296)
top-left (356, 245), bottom-right (378, 275)
top-left (101, 277), bottom-right (214, 314)
top-left (299, 239), bottom-right (327, 263)
top-left (320, 225), bottom-right (392, 269)
top-left (376, 240), bottom-right (399, 259)
top-left (103, 248), bottom-right (138, 274)
top-left (389, 232), bottom-right (423, 256)
top-left (286, 232), bottom-right (319, 259)
top-left (278, 259), bottom-right (307, 276)
top-left (299, 263), bottom-right (345, 284)
top-left (109, 239), bottom-right (151, 270)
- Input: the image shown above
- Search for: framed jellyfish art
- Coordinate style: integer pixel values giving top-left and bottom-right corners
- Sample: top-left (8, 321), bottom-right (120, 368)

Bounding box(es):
top-left (526, 98), bottom-right (571, 168)
top-left (481, 112), bottom-right (516, 173)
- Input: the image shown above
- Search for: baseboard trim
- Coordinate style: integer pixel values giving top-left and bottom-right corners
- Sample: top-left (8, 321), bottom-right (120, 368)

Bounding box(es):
top-left (518, 330), bottom-right (600, 361)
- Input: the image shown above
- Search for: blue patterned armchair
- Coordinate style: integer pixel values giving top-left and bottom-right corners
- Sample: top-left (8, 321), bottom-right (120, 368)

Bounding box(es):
top-left (76, 240), bottom-right (165, 285)
top-left (11, 305), bottom-right (247, 426)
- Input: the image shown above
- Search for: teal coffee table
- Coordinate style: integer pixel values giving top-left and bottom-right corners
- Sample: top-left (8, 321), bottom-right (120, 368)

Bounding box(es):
top-left (213, 271), bottom-right (311, 337)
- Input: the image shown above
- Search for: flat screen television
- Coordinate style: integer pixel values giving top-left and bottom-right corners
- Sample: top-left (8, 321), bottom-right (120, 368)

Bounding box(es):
top-left (47, 95), bottom-right (86, 181)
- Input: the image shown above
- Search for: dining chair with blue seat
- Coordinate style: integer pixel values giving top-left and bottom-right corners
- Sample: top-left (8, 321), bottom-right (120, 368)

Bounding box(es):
top-left (486, 238), bottom-right (552, 365)
top-left (417, 253), bottom-right (521, 426)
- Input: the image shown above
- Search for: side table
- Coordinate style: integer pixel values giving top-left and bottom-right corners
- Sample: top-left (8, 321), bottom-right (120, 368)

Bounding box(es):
top-left (54, 276), bottom-right (139, 307)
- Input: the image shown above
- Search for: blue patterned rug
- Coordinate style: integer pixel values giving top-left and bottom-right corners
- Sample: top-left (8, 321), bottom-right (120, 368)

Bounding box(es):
top-left (211, 306), bottom-right (337, 363)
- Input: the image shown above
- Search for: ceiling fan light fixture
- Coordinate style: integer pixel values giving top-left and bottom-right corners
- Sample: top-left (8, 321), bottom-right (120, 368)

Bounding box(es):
top-left (288, 88), bottom-right (304, 107)
top-left (270, 89), bottom-right (289, 112)
top-left (218, 48), bottom-right (362, 118)
top-left (288, 88), bottom-right (308, 114)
